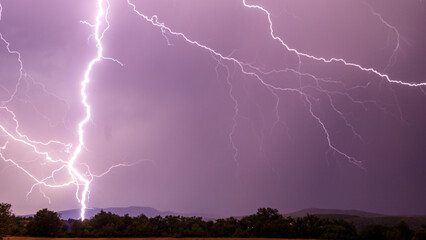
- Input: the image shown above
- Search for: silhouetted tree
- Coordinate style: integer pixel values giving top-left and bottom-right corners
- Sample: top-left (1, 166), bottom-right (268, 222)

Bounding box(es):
top-left (240, 208), bottom-right (281, 237)
top-left (212, 217), bottom-right (237, 237)
top-left (126, 214), bottom-right (149, 236)
top-left (89, 210), bottom-right (126, 237)
top-left (294, 214), bottom-right (323, 238)
top-left (26, 208), bottom-right (62, 237)
top-left (358, 224), bottom-right (389, 240)
top-left (396, 221), bottom-right (413, 240)
top-left (321, 219), bottom-right (357, 240)
top-left (412, 225), bottom-right (426, 240)
top-left (67, 219), bottom-right (89, 237)
top-left (382, 221), bottom-right (413, 240)
top-left (0, 203), bottom-right (16, 236)
top-left (11, 217), bottom-right (27, 236)
top-left (15, 205), bottom-right (422, 239)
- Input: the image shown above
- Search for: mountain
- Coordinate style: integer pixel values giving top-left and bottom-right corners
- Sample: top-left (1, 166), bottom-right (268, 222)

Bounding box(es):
top-left (284, 208), bottom-right (384, 218)
top-left (350, 215), bottom-right (426, 229)
top-left (284, 208), bottom-right (426, 229)
top-left (54, 206), bottom-right (220, 220)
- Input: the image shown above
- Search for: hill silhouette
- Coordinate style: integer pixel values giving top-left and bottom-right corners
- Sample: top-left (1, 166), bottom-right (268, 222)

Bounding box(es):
top-left (285, 208), bottom-right (426, 229)
top-left (285, 207), bottom-right (385, 218)
top-left (53, 206), bottom-right (220, 220)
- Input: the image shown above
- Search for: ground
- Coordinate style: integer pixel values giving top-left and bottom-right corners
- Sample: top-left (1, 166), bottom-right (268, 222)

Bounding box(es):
top-left (4, 237), bottom-right (319, 240)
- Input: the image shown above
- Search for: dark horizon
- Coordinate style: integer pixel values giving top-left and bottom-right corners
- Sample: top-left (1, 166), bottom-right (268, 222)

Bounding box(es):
top-left (1, 0), bottom-right (426, 218)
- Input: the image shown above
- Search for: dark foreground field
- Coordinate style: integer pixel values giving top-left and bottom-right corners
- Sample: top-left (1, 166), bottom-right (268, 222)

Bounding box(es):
top-left (3, 238), bottom-right (319, 240)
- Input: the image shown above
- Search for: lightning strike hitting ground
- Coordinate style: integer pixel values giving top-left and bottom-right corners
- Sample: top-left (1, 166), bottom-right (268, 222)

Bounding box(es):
top-left (0, 0), bottom-right (135, 220)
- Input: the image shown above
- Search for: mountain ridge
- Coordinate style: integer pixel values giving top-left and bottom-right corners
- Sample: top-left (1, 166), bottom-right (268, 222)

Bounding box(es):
top-left (50, 206), bottom-right (220, 220)
top-left (284, 207), bottom-right (385, 218)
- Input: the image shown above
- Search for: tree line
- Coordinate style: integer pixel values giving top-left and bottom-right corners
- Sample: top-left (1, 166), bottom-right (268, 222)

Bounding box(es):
top-left (1, 203), bottom-right (426, 240)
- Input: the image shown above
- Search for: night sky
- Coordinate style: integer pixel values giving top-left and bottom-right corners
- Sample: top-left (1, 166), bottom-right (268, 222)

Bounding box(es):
top-left (0, 0), bottom-right (426, 218)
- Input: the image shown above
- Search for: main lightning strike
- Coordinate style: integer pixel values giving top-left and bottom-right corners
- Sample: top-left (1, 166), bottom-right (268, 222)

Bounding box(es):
top-left (0, 0), bottom-right (105, 220)
top-left (67, 0), bottom-right (107, 220)
top-left (0, 0), bottom-right (134, 220)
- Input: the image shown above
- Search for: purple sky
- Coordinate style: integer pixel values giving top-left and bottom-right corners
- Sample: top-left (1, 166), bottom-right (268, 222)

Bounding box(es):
top-left (1, 0), bottom-right (426, 217)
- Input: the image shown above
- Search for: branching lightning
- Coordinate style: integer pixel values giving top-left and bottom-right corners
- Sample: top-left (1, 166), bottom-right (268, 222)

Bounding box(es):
top-left (367, 4), bottom-right (401, 72)
top-left (126, 0), bottom-right (425, 171)
top-left (0, 0), bottom-right (135, 220)
top-left (127, 0), bottom-right (361, 168)
top-left (241, 1), bottom-right (425, 88)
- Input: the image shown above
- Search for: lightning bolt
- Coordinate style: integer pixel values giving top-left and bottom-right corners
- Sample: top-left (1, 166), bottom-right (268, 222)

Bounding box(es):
top-left (240, 1), bottom-right (425, 87)
top-left (126, 0), bottom-right (425, 172)
top-left (126, 0), bottom-right (362, 169)
top-left (0, 0), bottom-right (136, 220)
top-left (367, 4), bottom-right (401, 72)
top-left (212, 54), bottom-right (241, 176)
top-left (66, 0), bottom-right (108, 220)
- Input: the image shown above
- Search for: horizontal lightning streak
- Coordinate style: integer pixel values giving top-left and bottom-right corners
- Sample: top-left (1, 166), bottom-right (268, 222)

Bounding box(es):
top-left (241, 0), bottom-right (425, 87)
